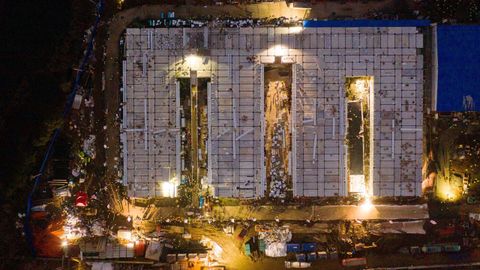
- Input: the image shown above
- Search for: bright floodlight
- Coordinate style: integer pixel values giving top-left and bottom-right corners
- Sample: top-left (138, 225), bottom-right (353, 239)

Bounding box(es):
top-left (61, 240), bottom-right (68, 247)
top-left (289, 26), bottom-right (303, 34)
top-left (161, 181), bottom-right (175, 198)
top-left (355, 79), bottom-right (367, 93)
top-left (186, 54), bottom-right (201, 70)
top-left (272, 45), bottom-right (288, 56)
top-left (360, 197), bottom-right (373, 212)
top-left (350, 174), bottom-right (366, 195)
top-left (117, 229), bottom-right (132, 242)
top-left (437, 182), bottom-right (458, 201)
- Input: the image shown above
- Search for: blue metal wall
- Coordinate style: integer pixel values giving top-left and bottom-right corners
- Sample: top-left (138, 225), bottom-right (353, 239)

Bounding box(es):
top-left (303, 20), bottom-right (430, 28)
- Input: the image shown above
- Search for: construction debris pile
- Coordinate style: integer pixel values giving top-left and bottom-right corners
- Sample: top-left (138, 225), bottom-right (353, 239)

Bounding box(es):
top-left (63, 214), bottom-right (87, 243)
top-left (82, 135), bottom-right (96, 160)
top-left (265, 80), bottom-right (291, 198)
top-left (147, 16), bottom-right (300, 28)
top-left (258, 226), bottom-right (291, 257)
top-left (269, 122), bottom-right (288, 198)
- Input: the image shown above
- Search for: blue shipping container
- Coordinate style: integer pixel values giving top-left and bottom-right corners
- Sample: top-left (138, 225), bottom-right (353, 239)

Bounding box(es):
top-left (302, 243), bottom-right (317, 252)
top-left (287, 244), bottom-right (301, 253)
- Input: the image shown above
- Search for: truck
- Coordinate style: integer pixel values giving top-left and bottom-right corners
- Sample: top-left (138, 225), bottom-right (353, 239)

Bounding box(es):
top-left (443, 243), bottom-right (461, 252)
top-left (237, 227), bottom-right (249, 240)
top-left (296, 253), bottom-right (306, 262)
top-left (317, 251), bottom-right (328, 260)
top-left (307, 252), bottom-right (317, 262)
top-left (285, 261), bottom-right (311, 268)
top-left (421, 244), bottom-right (442, 254)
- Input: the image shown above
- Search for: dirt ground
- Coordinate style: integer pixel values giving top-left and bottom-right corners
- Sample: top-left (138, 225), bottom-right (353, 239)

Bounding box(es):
top-left (179, 223), bottom-right (480, 270)
top-left (186, 224), bottom-right (344, 270)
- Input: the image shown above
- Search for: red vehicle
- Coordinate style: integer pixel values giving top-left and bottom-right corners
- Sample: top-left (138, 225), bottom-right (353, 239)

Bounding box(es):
top-left (437, 225), bottom-right (456, 238)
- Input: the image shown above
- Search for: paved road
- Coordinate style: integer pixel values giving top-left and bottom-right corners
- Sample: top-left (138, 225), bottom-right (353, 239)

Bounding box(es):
top-left (212, 204), bottom-right (429, 221)
top-left (123, 200), bottom-right (428, 222)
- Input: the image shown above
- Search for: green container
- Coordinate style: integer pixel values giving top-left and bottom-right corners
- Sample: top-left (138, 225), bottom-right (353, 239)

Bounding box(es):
top-left (443, 244), bottom-right (461, 252)
top-left (259, 239), bottom-right (266, 253)
top-left (244, 243), bottom-right (251, 256)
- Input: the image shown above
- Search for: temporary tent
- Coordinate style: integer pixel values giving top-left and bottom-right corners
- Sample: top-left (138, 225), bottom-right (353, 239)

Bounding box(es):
top-left (265, 242), bottom-right (287, 257)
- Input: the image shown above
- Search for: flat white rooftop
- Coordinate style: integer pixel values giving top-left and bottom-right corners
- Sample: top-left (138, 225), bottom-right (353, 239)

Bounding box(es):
top-left (122, 26), bottom-right (424, 198)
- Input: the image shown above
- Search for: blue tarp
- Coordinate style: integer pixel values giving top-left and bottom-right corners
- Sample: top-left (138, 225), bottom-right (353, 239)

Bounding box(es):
top-left (303, 20), bottom-right (430, 28)
top-left (437, 25), bottom-right (480, 112)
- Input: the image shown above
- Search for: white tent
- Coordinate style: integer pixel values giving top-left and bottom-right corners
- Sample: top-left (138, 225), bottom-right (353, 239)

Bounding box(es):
top-left (265, 242), bottom-right (287, 257)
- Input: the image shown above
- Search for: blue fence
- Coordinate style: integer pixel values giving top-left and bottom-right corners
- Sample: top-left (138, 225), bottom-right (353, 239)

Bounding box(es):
top-left (24, 0), bottom-right (105, 256)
